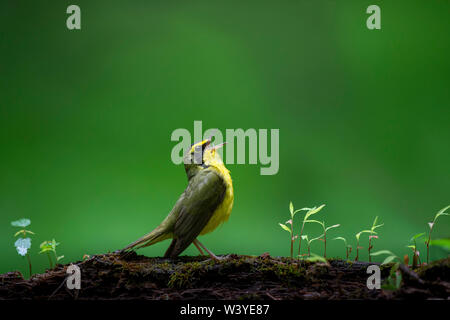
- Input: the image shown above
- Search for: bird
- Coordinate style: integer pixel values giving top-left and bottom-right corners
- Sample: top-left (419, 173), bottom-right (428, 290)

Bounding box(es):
top-left (121, 138), bottom-right (234, 260)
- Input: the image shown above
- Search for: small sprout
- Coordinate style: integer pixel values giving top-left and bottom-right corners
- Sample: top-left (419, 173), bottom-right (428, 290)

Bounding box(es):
top-left (355, 230), bottom-right (371, 261)
top-left (281, 201), bottom-right (315, 259)
top-left (296, 204), bottom-right (325, 258)
top-left (368, 216), bottom-right (384, 262)
top-left (425, 205), bottom-right (450, 264)
top-left (11, 218), bottom-right (35, 238)
top-left (12, 219), bottom-right (34, 277)
top-left (83, 254), bottom-right (91, 261)
top-left (333, 236), bottom-right (352, 259)
top-left (301, 234), bottom-right (323, 257)
top-left (409, 232), bottom-right (425, 268)
top-left (371, 251), bottom-right (404, 290)
top-left (304, 219), bottom-right (339, 258)
top-left (382, 262), bottom-right (402, 291)
top-left (39, 239), bottom-right (63, 269)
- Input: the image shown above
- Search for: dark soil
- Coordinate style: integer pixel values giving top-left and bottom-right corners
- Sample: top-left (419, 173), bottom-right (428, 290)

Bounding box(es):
top-left (0, 252), bottom-right (448, 300)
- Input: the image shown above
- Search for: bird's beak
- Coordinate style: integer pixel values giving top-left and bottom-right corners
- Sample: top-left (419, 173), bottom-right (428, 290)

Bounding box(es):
top-left (201, 139), bottom-right (212, 149)
top-left (213, 142), bottom-right (227, 150)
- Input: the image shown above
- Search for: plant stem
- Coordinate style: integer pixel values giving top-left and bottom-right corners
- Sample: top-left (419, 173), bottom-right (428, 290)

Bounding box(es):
top-left (47, 252), bottom-right (53, 269)
top-left (290, 236), bottom-right (293, 259)
top-left (297, 223), bottom-right (305, 257)
top-left (323, 231), bottom-right (327, 258)
top-left (426, 226), bottom-right (433, 264)
top-left (26, 254), bottom-right (32, 278)
top-left (355, 240), bottom-right (359, 261)
top-left (368, 237), bottom-right (372, 262)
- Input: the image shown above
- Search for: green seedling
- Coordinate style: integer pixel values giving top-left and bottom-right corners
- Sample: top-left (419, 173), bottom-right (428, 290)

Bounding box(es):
top-left (297, 204), bottom-right (326, 258)
top-left (354, 217), bottom-right (383, 262)
top-left (300, 234), bottom-right (323, 257)
top-left (368, 216), bottom-right (383, 262)
top-left (11, 218), bottom-right (34, 277)
top-left (355, 230), bottom-right (370, 261)
top-left (425, 205), bottom-right (450, 264)
top-left (370, 250), bottom-right (402, 290)
top-left (332, 237), bottom-right (352, 260)
top-left (39, 239), bottom-right (64, 269)
top-left (11, 218), bottom-right (35, 237)
top-left (303, 220), bottom-right (339, 258)
top-left (408, 233), bottom-right (425, 268)
top-left (383, 262), bottom-right (402, 290)
top-left (279, 201), bottom-right (303, 259)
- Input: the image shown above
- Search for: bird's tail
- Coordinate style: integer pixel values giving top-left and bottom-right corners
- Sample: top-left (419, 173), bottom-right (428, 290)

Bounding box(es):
top-left (121, 226), bottom-right (171, 253)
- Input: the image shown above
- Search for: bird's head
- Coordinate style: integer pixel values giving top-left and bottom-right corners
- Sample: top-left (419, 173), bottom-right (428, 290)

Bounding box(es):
top-left (183, 138), bottom-right (226, 180)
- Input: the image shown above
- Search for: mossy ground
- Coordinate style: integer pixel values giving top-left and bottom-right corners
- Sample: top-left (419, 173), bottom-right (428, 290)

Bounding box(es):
top-left (0, 252), bottom-right (448, 300)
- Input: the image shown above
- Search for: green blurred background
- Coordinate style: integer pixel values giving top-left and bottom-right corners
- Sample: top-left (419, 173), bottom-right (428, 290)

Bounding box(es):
top-left (0, 1), bottom-right (449, 276)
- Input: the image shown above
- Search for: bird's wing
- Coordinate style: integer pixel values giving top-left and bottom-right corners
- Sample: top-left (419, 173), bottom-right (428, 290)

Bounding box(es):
top-left (164, 169), bottom-right (226, 257)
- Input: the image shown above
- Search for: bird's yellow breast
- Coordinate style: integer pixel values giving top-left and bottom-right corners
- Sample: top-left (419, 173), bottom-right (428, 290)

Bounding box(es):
top-left (199, 164), bottom-right (234, 235)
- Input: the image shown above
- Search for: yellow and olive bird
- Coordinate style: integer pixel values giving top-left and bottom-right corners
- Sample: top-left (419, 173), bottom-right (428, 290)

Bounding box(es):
top-left (122, 139), bottom-right (234, 260)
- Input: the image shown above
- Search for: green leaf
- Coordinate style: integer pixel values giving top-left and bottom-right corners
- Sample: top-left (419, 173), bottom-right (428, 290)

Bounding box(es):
top-left (370, 217), bottom-right (383, 231)
top-left (289, 202), bottom-right (294, 216)
top-left (14, 230), bottom-right (24, 237)
top-left (294, 208), bottom-right (311, 214)
top-left (332, 236), bottom-right (347, 246)
top-left (356, 230), bottom-right (372, 240)
top-left (372, 223), bottom-right (384, 231)
top-left (11, 219), bottom-right (31, 228)
top-left (370, 250), bottom-right (395, 257)
top-left (429, 238), bottom-right (450, 251)
top-left (381, 255), bottom-right (397, 265)
top-left (57, 256), bottom-right (64, 261)
top-left (279, 223), bottom-right (291, 233)
top-left (310, 234), bottom-right (324, 243)
top-left (305, 219), bottom-right (324, 227)
top-left (434, 205), bottom-right (450, 222)
top-left (410, 232), bottom-right (425, 241)
top-left (372, 216), bottom-right (379, 226)
top-left (304, 204), bottom-right (326, 220)
top-left (325, 224), bottom-right (340, 232)
top-left (301, 235), bottom-right (309, 241)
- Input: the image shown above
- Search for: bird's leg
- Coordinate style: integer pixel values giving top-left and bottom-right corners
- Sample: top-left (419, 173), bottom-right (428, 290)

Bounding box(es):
top-left (193, 239), bottom-right (222, 261)
top-left (193, 240), bottom-right (205, 256)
